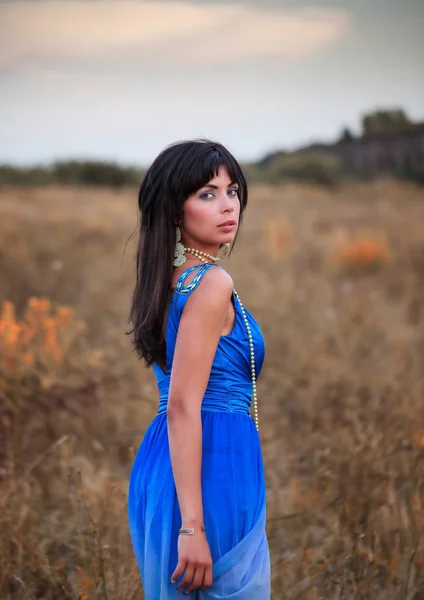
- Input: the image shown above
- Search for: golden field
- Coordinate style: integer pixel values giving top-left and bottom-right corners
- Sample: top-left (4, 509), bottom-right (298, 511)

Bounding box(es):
top-left (1, 180), bottom-right (424, 599)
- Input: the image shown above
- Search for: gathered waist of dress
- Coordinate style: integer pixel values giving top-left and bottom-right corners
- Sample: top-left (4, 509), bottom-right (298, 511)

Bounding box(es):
top-left (156, 390), bottom-right (251, 417)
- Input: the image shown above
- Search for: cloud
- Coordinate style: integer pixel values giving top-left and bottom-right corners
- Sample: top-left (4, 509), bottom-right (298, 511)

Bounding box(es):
top-left (0, 1), bottom-right (351, 71)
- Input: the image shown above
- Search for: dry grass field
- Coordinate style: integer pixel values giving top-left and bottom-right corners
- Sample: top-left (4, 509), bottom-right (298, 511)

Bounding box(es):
top-left (1, 180), bottom-right (424, 599)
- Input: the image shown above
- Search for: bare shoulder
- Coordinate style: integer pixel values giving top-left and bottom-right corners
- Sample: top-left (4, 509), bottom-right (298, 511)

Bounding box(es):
top-left (186, 266), bottom-right (233, 310)
top-left (198, 265), bottom-right (233, 297)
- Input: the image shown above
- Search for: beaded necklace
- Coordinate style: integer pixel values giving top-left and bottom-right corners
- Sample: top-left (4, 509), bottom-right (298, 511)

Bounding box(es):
top-left (184, 249), bottom-right (259, 432)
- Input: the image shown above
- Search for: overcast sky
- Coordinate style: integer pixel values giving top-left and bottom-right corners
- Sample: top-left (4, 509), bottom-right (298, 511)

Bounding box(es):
top-left (1, 0), bottom-right (423, 166)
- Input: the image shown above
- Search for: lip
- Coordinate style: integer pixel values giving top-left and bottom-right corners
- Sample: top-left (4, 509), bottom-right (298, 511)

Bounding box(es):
top-left (218, 220), bottom-right (236, 227)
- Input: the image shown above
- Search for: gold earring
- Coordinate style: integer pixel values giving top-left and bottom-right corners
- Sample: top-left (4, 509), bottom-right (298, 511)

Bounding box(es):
top-left (218, 242), bottom-right (231, 259)
top-left (173, 225), bottom-right (186, 267)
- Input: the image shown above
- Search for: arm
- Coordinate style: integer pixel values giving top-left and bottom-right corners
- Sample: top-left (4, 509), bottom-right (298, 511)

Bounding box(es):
top-left (167, 267), bottom-right (233, 591)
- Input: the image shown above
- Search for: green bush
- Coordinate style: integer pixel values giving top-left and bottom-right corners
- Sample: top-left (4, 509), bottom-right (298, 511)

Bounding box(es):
top-left (0, 165), bottom-right (52, 186)
top-left (362, 109), bottom-right (412, 136)
top-left (53, 160), bottom-right (143, 187)
top-left (265, 151), bottom-right (344, 186)
top-left (0, 161), bottom-right (145, 187)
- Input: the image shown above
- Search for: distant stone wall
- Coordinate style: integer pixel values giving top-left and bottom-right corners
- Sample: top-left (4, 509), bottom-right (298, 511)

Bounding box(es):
top-left (332, 125), bottom-right (424, 176)
top-left (259, 123), bottom-right (424, 180)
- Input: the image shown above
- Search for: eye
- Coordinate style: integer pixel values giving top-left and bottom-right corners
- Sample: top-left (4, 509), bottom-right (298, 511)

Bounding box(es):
top-left (200, 191), bottom-right (214, 200)
top-left (228, 187), bottom-right (239, 197)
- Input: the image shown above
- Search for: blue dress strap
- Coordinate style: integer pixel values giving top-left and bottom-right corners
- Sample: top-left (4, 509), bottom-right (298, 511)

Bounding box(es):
top-left (175, 262), bottom-right (222, 294)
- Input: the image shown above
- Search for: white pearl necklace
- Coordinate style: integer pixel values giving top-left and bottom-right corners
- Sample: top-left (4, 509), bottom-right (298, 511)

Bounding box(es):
top-left (186, 250), bottom-right (259, 432)
top-left (232, 289), bottom-right (259, 431)
top-left (184, 247), bottom-right (220, 263)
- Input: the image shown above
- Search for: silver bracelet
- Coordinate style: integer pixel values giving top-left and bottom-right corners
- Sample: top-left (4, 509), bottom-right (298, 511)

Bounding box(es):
top-left (179, 525), bottom-right (205, 535)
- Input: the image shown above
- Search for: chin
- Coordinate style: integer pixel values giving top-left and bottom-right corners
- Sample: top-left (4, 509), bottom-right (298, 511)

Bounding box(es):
top-left (217, 236), bottom-right (234, 244)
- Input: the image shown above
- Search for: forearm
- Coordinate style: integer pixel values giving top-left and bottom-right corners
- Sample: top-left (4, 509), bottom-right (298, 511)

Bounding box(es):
top-left (167, 404), bottom-right (203, 527)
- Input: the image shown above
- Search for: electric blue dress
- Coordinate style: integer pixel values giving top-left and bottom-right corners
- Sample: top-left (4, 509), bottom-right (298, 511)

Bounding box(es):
top-left (127, 263), bottom-right (270, 598)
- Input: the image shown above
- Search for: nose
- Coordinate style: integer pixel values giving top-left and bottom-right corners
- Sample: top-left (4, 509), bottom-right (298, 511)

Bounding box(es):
top-left (221, 194), bottom-right (234, 213)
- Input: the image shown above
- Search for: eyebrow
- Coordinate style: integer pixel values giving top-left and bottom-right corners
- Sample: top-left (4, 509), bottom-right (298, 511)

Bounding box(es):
top-left (202, 181), bottom-right (239, 190)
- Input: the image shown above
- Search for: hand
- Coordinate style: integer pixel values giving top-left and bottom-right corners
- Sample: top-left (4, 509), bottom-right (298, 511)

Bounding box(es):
top-left (171, 531), bottom-right (213, 594)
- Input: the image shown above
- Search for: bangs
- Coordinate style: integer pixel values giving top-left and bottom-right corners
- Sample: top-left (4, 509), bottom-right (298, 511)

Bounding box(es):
top-left (172, 141), bottom-right (247, 207)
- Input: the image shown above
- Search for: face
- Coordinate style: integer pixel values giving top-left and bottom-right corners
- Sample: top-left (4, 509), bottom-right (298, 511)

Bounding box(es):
top-left (180, 165), bottom-right (241, 254)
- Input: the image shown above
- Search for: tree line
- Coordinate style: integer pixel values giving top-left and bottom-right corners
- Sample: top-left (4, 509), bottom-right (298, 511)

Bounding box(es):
top-left (1, 109), bottom-right (422, 188)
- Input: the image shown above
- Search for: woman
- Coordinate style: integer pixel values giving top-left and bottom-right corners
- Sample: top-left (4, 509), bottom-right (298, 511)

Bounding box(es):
top-left (127, 139), bottom-right (270, 598)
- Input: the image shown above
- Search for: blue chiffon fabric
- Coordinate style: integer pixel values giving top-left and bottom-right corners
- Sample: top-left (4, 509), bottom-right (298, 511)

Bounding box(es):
top-left (127, 263), bottom-right (270, 599)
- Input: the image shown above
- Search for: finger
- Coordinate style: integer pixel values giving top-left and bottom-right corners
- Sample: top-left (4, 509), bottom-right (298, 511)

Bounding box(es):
top-left (171, 559), bottom-right (187, 584)
top-left (200, 565), bottom-right (213, 589)
top-left (176, 564), bottom-right (195, 590)
top-left (184, 567), bottom-right (205, 594)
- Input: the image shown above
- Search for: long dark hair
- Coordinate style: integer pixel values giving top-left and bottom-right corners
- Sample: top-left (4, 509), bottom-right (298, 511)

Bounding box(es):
top-left (127, 139), bottom-right (248, 372)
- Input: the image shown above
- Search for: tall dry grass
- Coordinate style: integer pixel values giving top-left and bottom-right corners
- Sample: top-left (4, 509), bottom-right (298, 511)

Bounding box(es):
top-left (1, 179), bottom-right (424, 599)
